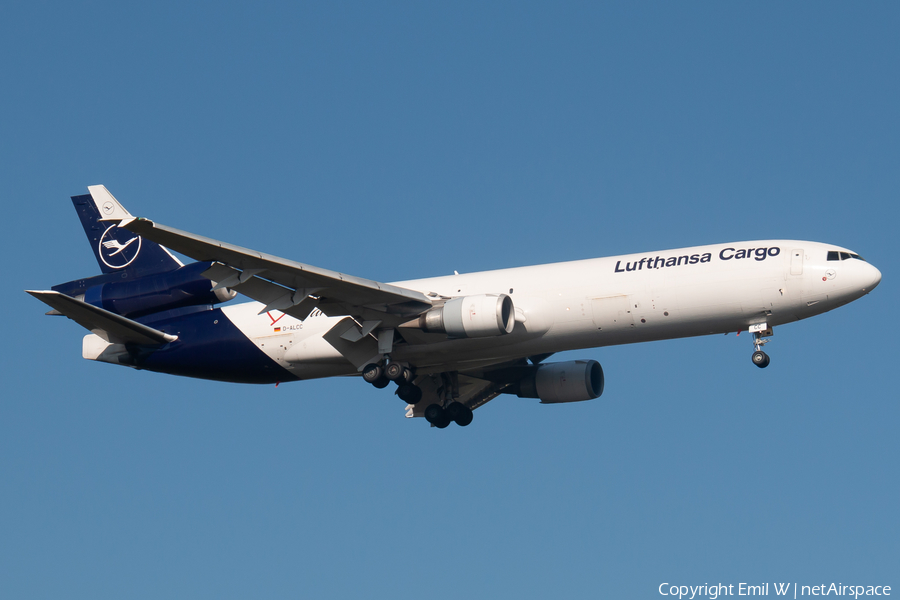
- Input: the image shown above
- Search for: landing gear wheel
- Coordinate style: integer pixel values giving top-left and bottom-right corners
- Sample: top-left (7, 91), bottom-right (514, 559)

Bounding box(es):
top-left (397, 384), bottom-right (423, 405)
top-left (752, 350), bottom-right (770, 368)
top-left (445, 402), bottom-right (465, 421)
top-left (384, 362), bottom-right (405, 381)
top-left (362, 363), bottom-right (383, 384)
top-left (450, 403), bottom-right (473, 427)
top-left (424, 403), bottom-right (445, 425)
top-left (371, 376), bottom-right (390, 389)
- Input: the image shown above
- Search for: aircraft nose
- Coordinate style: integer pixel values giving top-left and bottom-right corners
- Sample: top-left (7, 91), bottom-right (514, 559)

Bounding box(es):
top-left (865, 263), bottom-right (882, 292)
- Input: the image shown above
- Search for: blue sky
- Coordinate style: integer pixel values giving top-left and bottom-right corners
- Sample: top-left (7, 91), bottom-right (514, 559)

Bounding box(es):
top-left (2, 2), bottom-right (897, 598)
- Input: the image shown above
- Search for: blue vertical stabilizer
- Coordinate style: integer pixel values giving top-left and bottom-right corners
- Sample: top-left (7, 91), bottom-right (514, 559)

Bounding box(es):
top-left (71, 191), bottom-right (182, 277)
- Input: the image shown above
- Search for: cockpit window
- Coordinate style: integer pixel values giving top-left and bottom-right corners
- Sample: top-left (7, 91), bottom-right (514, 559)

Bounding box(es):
top-left (827, 251), bottom-right (866, 262)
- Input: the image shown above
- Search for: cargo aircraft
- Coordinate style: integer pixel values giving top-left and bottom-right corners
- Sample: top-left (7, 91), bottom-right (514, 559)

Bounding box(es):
top-left (28, 186), bottom-right (882, 428)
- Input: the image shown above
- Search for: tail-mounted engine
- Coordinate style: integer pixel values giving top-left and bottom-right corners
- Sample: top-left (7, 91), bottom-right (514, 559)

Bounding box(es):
top-left (55, 261), bottom-right (235, 319)
top-left (418, 294), bottom-right (515, 338)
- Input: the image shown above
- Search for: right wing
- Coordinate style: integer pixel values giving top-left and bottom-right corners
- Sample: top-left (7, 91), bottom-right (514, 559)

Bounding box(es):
top-left (120, 217), bottom-right (435, 325)
top-left (26, 290), bottom-right (177, 346)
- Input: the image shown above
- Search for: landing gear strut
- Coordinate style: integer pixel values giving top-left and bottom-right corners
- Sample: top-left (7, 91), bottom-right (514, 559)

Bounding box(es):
top-left (751, 329), bottom-right (771, 368)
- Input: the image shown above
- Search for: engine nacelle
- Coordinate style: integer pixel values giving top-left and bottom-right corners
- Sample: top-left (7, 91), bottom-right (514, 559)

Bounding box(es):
top-left (517, 360), bottom-right (604, 404)
top-left (420, 294), bottom-right (515, 338)
top-left (82, 261), bottom-right (235, 319)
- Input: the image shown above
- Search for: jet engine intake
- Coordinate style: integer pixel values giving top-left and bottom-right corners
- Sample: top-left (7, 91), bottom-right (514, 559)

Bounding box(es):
top-left (420, 294), bottom-right (515, 338)
top-left (516, 359), bottom-right (604, 403)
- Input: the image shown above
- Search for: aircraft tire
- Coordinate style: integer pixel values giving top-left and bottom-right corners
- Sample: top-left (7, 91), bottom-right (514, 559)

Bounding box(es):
top-left (752, 351), bottom-right (769, 368)
top-left (445, 402), bottom-right (464, 421)
top-left (455, 405), bottom-right (474, 427)
top-left (397, 384), bottom-right (423, 405)
top-left (372, 376), bottom-right (390, 389)
top-left (385, 362), bottom-right (405, 381)
top-left (362, 363), bottom-right (383, 383)
top-left (424, 403), bottom-right (445, 424)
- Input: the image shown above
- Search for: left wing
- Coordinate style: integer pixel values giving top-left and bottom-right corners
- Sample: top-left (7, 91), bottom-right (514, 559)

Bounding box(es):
top-left (121, 217), bottom-right (434, 324)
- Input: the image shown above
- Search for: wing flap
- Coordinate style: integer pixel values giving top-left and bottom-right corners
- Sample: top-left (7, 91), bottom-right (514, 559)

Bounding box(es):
top-left (26, 290), bottom-right (177, 346)
top-left (202, 263), bottom-right (321, 321)
top-left (321, 317), bottom-right (381, 370)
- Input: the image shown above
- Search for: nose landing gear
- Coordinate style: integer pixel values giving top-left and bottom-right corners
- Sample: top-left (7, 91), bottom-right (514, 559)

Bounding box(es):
top-left (750, 325), bottom-right (772, 368)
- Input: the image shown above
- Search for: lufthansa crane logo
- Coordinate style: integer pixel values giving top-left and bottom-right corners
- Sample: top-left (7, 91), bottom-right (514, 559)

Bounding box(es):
top-left (98, 224), bottom-right (142, 269)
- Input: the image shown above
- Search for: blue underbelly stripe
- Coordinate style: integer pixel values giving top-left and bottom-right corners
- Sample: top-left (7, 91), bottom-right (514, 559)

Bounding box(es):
top-left (136, 307), bottom-right (299, 384)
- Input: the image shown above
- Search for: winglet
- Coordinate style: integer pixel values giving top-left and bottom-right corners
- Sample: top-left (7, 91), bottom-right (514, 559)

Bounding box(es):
top-left (88, 185), bottom-right (133, 222)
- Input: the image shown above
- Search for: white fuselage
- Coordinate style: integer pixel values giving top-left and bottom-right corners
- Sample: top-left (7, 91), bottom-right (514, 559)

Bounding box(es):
top-left (220, 240), bottom-right (881, 379)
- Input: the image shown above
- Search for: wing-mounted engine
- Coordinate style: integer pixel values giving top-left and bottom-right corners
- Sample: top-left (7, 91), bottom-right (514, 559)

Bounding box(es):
top-left (52, 261), bottom-right (235, 319)
top-left (510, 359), bottom-right (604, 403)
top-left (416, 294), bottom-right (515, 338)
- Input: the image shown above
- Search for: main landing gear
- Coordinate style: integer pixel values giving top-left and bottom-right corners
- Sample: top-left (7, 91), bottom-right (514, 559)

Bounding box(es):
top-left (423, 372), bottom-right (472, 428)
top-left (424, 402), bottom-right (473, 428)
top-left (362, 363), bottom-right (473, 428)
top-left (750, 328), bottom-right (772, 368)
top-left (362, 361), bottom-right (423, 404)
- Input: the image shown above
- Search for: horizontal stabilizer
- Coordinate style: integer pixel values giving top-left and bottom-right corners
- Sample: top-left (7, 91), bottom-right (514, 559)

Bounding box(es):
top-left (26, 290), bottom-right (177, 346)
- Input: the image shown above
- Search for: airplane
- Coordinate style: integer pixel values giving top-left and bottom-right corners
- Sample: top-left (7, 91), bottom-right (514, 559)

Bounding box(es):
top-left (27, 186), bottom-right (882, 428)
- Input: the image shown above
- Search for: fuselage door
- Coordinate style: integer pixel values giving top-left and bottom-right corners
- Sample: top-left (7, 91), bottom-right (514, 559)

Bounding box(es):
top-left (790, 249), bottom-right (804, 276)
